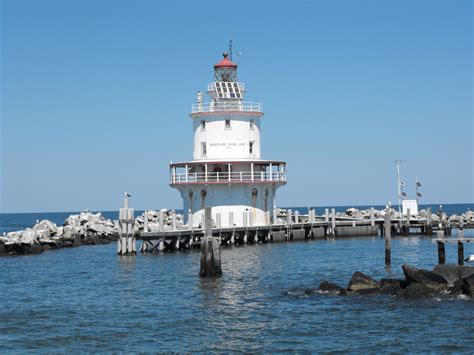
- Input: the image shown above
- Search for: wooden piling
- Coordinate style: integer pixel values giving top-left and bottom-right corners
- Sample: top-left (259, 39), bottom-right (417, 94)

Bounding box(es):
top-left (273, 209), bottom-right (277, 225)
top-left (144, 210), bottom-right (148, 232)
top-left (229, 211), bottom-right (233, 227)
top-left (458, 241), bottom-right (464, 266)
top-left (295, 210), bottom-right (299, 224)
top-left (384, 213), bottom-right (391, 267)
top-left (437, 241), bottom-right (446, 265)
top-left (117, 194), bottom-right (135, 256)
top-left (331, 208), bottom-right (336, 237)
top-left (287, 209), bottom-right (292, 225)
top-left (200, 207), bottom-right (222, 277)
top-left (370, 207), bottom-right (375, 227)
top-left (325, 208), bottom-right (329, 223)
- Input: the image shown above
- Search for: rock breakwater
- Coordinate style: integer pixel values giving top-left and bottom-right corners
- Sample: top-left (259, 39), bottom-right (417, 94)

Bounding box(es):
top-left (0, 209), bottom-right (184, 256)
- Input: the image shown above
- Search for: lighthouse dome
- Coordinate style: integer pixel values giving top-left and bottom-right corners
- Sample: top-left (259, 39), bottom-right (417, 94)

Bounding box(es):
top-left (214, 52), bottom-right (237, 68)
top-left (214, 52), bottom-right (237, 82)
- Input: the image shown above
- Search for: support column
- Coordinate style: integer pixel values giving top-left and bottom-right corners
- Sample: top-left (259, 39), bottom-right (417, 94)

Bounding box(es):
top-left (437, 241), bottom-right (446, 265)
top-left (384, 213), bottom-right (391, 268)
top-left (458, 241), bottom-right (464, 266)
top-left (200, 207), bottom-right (222, 277)
top-left (331, 208), bottom-right (336, 237)
top-left (117, 193), bottom-right (135, 256)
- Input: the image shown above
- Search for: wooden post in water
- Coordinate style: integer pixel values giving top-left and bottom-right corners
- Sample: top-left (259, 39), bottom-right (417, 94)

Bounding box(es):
top-left (287, 209), bottom-right (292, 225)
top-left (144, 210), bottom-right (148, 232)
top-left (331, 208), bottom-right (336, 237)
top-left (117, 192), bottom-right (135, 255)
top-left (406, 208), bottom-right (411, 235)
top-left (384, 213), bottom-right (391, 268)
top-left (370, 207), bottom-right (375, 227)
top-left (325, 208), bottom-right (329, 223)
top-left (200, 206), bottom-right (222, 277)
top-left (172, 213), bottom-right (177, 231)
top-left (295, 210), bottom-right (299, 224)
top-left (437, 241), bottom-right (446, 265)
top-left (273, 209), bottom-right (277, 225)
top-left (458, 241), bottom-right (464, 266)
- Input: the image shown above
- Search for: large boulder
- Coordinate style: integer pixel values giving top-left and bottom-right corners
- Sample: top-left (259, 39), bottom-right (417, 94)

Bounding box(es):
top-left (396, 283), bottom-right (437, 299)
top-left (380, 278), bottom-right (408, 295)
top-left (33, 220), bottom-right (57, 234)
top-left (347, 271), bottom-right (380, 293)
top-left (402, 264), bottom-right (448, 291)
top-left (62, 225), bottom-right (75, 241)
top-left (432, 264), bottom-right (474, 287)
top-left (318, 281), bottom-right (347, 295)
top-left (20, 229), bottom-right (39, 245)
top-left (35, 229), bottom-right (51, 239)
top-left (462, 274), bottom-right (474, 297)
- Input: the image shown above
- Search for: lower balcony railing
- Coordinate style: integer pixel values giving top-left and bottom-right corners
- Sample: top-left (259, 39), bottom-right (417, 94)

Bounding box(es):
top-left (170, 171), bottom-right (286, 184)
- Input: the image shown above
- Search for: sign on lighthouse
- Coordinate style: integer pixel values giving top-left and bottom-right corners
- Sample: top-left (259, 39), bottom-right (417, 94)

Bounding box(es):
top-left (169, 51), bottom-right (287, 227)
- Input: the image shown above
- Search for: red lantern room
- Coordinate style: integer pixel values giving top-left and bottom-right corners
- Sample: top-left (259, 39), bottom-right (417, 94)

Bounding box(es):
top-left (214, 52), bottom-right (237, 82)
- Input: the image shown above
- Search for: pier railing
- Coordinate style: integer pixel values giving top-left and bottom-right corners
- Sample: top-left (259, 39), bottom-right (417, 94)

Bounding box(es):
top-left (191, 101), bottom-right (263, 114)
top-left (170, 171), bottom-right (286, 184)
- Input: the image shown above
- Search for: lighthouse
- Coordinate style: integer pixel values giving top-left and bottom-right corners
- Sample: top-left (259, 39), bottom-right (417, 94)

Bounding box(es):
top-left (169, 52), bottom-right (287, 227)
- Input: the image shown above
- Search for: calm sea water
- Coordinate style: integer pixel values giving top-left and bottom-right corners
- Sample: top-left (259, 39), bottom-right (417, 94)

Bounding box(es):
top-left (0, 204), bottom-right (473, 352)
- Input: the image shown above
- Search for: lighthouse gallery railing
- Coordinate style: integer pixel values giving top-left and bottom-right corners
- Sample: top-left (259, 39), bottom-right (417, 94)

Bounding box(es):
top-left (170, 171), bottom-right (286, 184)
top-left (191, 101), bottom-right (263, 114)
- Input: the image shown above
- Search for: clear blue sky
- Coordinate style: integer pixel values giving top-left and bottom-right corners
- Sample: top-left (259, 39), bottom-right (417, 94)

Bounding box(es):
top-left (1, 0), bottom-right (472, 213)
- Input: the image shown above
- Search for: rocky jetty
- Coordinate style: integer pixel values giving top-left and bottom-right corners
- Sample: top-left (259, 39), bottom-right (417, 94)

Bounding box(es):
top-left (0, 209), bottom-right (185, 256)
top-left (0, 211), bottom-right (118, 256)
top-left (315, 264), bottom-right (474, 299)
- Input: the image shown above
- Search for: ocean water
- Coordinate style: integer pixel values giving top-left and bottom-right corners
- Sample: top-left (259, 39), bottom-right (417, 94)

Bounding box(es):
top-left (0, 204), bottom-right (473, 352)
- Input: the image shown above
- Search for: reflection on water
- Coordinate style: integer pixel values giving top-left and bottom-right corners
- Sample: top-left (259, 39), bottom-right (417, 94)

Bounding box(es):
top-left (0, 236), bottom-right (473, 352)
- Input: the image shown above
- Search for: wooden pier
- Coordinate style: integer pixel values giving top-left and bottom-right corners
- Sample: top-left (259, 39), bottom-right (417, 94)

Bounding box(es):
top-left (138, 208), bottom-right (472, 253)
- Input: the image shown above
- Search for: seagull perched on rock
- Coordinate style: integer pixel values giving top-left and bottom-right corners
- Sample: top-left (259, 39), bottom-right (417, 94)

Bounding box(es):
top-left (465, 255), bottom-right (474, 263)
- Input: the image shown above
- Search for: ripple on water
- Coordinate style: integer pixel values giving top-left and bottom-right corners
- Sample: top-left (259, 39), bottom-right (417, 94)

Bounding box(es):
top-left (0, 237), bottom-right (473, 352)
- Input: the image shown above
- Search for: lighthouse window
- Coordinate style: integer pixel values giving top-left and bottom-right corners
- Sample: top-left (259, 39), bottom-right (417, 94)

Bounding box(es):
top-left (201, 120), bottom-right (206, 130)
top-left (225, 120), bottom-right (231, 129)
top-left (249, 141), bottom-right (254, 154)
top-left (249, 119), bottom-right (254, 130)
top-left (201, 142), bottom-right (207, 157)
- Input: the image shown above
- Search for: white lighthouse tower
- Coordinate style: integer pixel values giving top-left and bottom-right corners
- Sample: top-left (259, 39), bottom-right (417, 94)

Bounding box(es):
top-left (170, 52), bottom-right (287, 227)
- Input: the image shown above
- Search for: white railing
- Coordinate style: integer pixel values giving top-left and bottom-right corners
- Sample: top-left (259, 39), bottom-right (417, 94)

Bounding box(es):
top-left (207, 82), bottom-right (245, 92)
top-left (170, 171), bottom-right (286, 184)
top-left (191, 101), bottom-right (263, 114)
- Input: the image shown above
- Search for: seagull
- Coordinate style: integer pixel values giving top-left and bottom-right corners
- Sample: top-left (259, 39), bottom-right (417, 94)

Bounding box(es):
top-left (125, 192), bottom-right (132, 197)
top-left (464, 255), bottom-right (474, 263)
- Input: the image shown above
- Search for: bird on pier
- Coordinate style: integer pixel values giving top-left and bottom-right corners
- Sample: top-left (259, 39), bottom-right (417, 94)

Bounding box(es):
top-left (464, 255), bottom-right (474, 263)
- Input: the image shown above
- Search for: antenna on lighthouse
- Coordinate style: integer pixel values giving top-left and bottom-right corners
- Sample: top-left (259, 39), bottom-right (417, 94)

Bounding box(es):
top-left (229, 40), bottom-right (233, 61)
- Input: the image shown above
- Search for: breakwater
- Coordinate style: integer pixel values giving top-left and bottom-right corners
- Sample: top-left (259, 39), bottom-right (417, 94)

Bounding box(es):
top-left (1, 206), bottom-right (473, 256)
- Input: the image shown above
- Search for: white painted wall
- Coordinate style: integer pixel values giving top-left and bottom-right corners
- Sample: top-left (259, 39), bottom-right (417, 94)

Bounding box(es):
top-left (175, 182), bottom-right (283, 227)
top-left (192, 115), bottom-right (262, 160)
